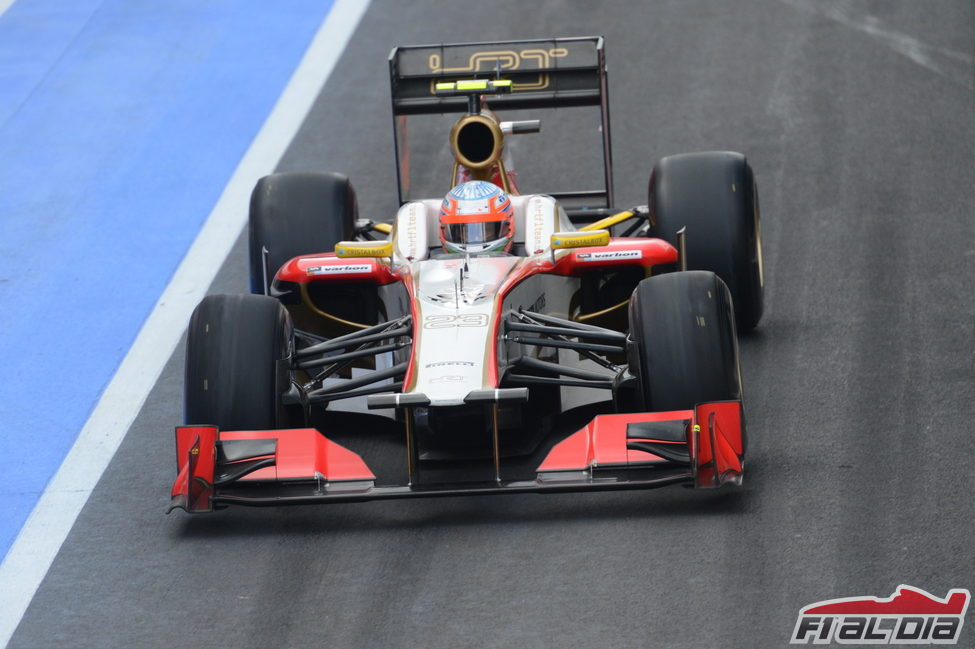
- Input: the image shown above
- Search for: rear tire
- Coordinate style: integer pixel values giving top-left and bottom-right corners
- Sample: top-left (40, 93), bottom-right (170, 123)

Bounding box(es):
top-left (649, 151), bottom-right (763, 331)
top-left (248, 171), bottom-right (357, 294)
top-left (627, 271), bottom-right (741, 412)
top-left (185, 294), bottom-right (297, 430)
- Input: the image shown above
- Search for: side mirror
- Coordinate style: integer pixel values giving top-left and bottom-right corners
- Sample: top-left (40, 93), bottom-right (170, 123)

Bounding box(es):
top-left (550, 230), bottom-right (610, 250)
top-left (335, 241), bottom-right (393, 258)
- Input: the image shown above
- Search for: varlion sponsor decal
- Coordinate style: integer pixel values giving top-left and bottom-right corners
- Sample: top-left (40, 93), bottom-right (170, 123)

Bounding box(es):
top-left (791, 585), bottom-right (970, 645)
top-left (576, 250), bottom-right (641, 262)
top-left (425, 361), bottom-right (476, 368)
top-left (306, 264), bottom-right (372, 276)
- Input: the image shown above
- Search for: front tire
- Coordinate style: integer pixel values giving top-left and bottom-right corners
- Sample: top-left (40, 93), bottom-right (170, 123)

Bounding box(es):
top-left (185, 294), bottom-right (297, 430)
top-left (627, 271), bottom-right (741, 413)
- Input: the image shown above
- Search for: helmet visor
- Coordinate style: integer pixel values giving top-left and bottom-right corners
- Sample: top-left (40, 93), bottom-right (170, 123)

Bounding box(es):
top-left (442, 220), bottom-right (510, 246)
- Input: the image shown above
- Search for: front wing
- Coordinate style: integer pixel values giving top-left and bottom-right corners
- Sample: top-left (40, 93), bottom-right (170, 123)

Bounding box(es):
top-left (168, 401), bottom-right (744, 513)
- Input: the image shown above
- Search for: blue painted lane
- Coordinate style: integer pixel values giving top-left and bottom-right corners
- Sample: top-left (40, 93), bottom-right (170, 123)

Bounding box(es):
top-left (0, 0), bottom-right (335, 558)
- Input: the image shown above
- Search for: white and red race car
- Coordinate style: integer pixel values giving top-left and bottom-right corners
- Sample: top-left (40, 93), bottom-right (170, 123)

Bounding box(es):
top-left (169, 37), bottom-right (763, 513)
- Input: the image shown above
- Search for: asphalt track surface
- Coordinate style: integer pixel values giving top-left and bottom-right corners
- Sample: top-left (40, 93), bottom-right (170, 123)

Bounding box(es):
top-left (11, 1), bottom-right (975, 647)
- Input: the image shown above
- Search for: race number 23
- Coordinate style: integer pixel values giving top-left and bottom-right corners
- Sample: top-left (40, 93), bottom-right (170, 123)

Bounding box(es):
top-left (423, 314), bottom-right (489, 329)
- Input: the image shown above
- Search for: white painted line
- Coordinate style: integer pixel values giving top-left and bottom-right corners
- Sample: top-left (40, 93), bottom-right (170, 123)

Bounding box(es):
top-left (0, 1), bottom-right (370, 645)
top-left (0, 0), bottom-right (16, 19)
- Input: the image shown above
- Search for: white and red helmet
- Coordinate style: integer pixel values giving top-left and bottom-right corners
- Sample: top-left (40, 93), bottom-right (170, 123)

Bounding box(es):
top-left (439, 180), bottom-right (514, 254)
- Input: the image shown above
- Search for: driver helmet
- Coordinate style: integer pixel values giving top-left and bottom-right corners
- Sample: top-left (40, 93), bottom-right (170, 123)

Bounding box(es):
top-left (439, 180), bottom-right (514, 254)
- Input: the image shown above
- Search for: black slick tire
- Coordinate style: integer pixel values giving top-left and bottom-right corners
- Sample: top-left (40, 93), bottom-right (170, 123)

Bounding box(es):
top-left (648, 151), bottom-right (763, 331)
top-left (184, 294), bottom-right (295, 430)
top-left (627, 271), bottom-right (741, 413)
top-left (248, 171), bottom-right (357, 294)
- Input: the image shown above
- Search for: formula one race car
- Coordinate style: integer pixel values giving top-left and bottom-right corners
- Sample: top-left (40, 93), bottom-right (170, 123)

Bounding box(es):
top-left (169, 37), bottom-right (763, 513)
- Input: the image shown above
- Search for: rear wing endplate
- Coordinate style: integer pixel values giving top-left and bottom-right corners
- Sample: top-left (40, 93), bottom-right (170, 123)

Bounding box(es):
top-left (388, 37), bottom-right (614, 218)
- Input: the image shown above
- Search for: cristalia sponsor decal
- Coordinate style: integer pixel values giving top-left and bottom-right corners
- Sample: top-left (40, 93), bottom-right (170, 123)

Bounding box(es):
top-left (791, 584), bottom-right (970, 644)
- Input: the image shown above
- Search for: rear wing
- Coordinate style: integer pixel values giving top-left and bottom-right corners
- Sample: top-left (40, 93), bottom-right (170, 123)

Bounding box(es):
top-left (388, 36), bottom-right (615, 219)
